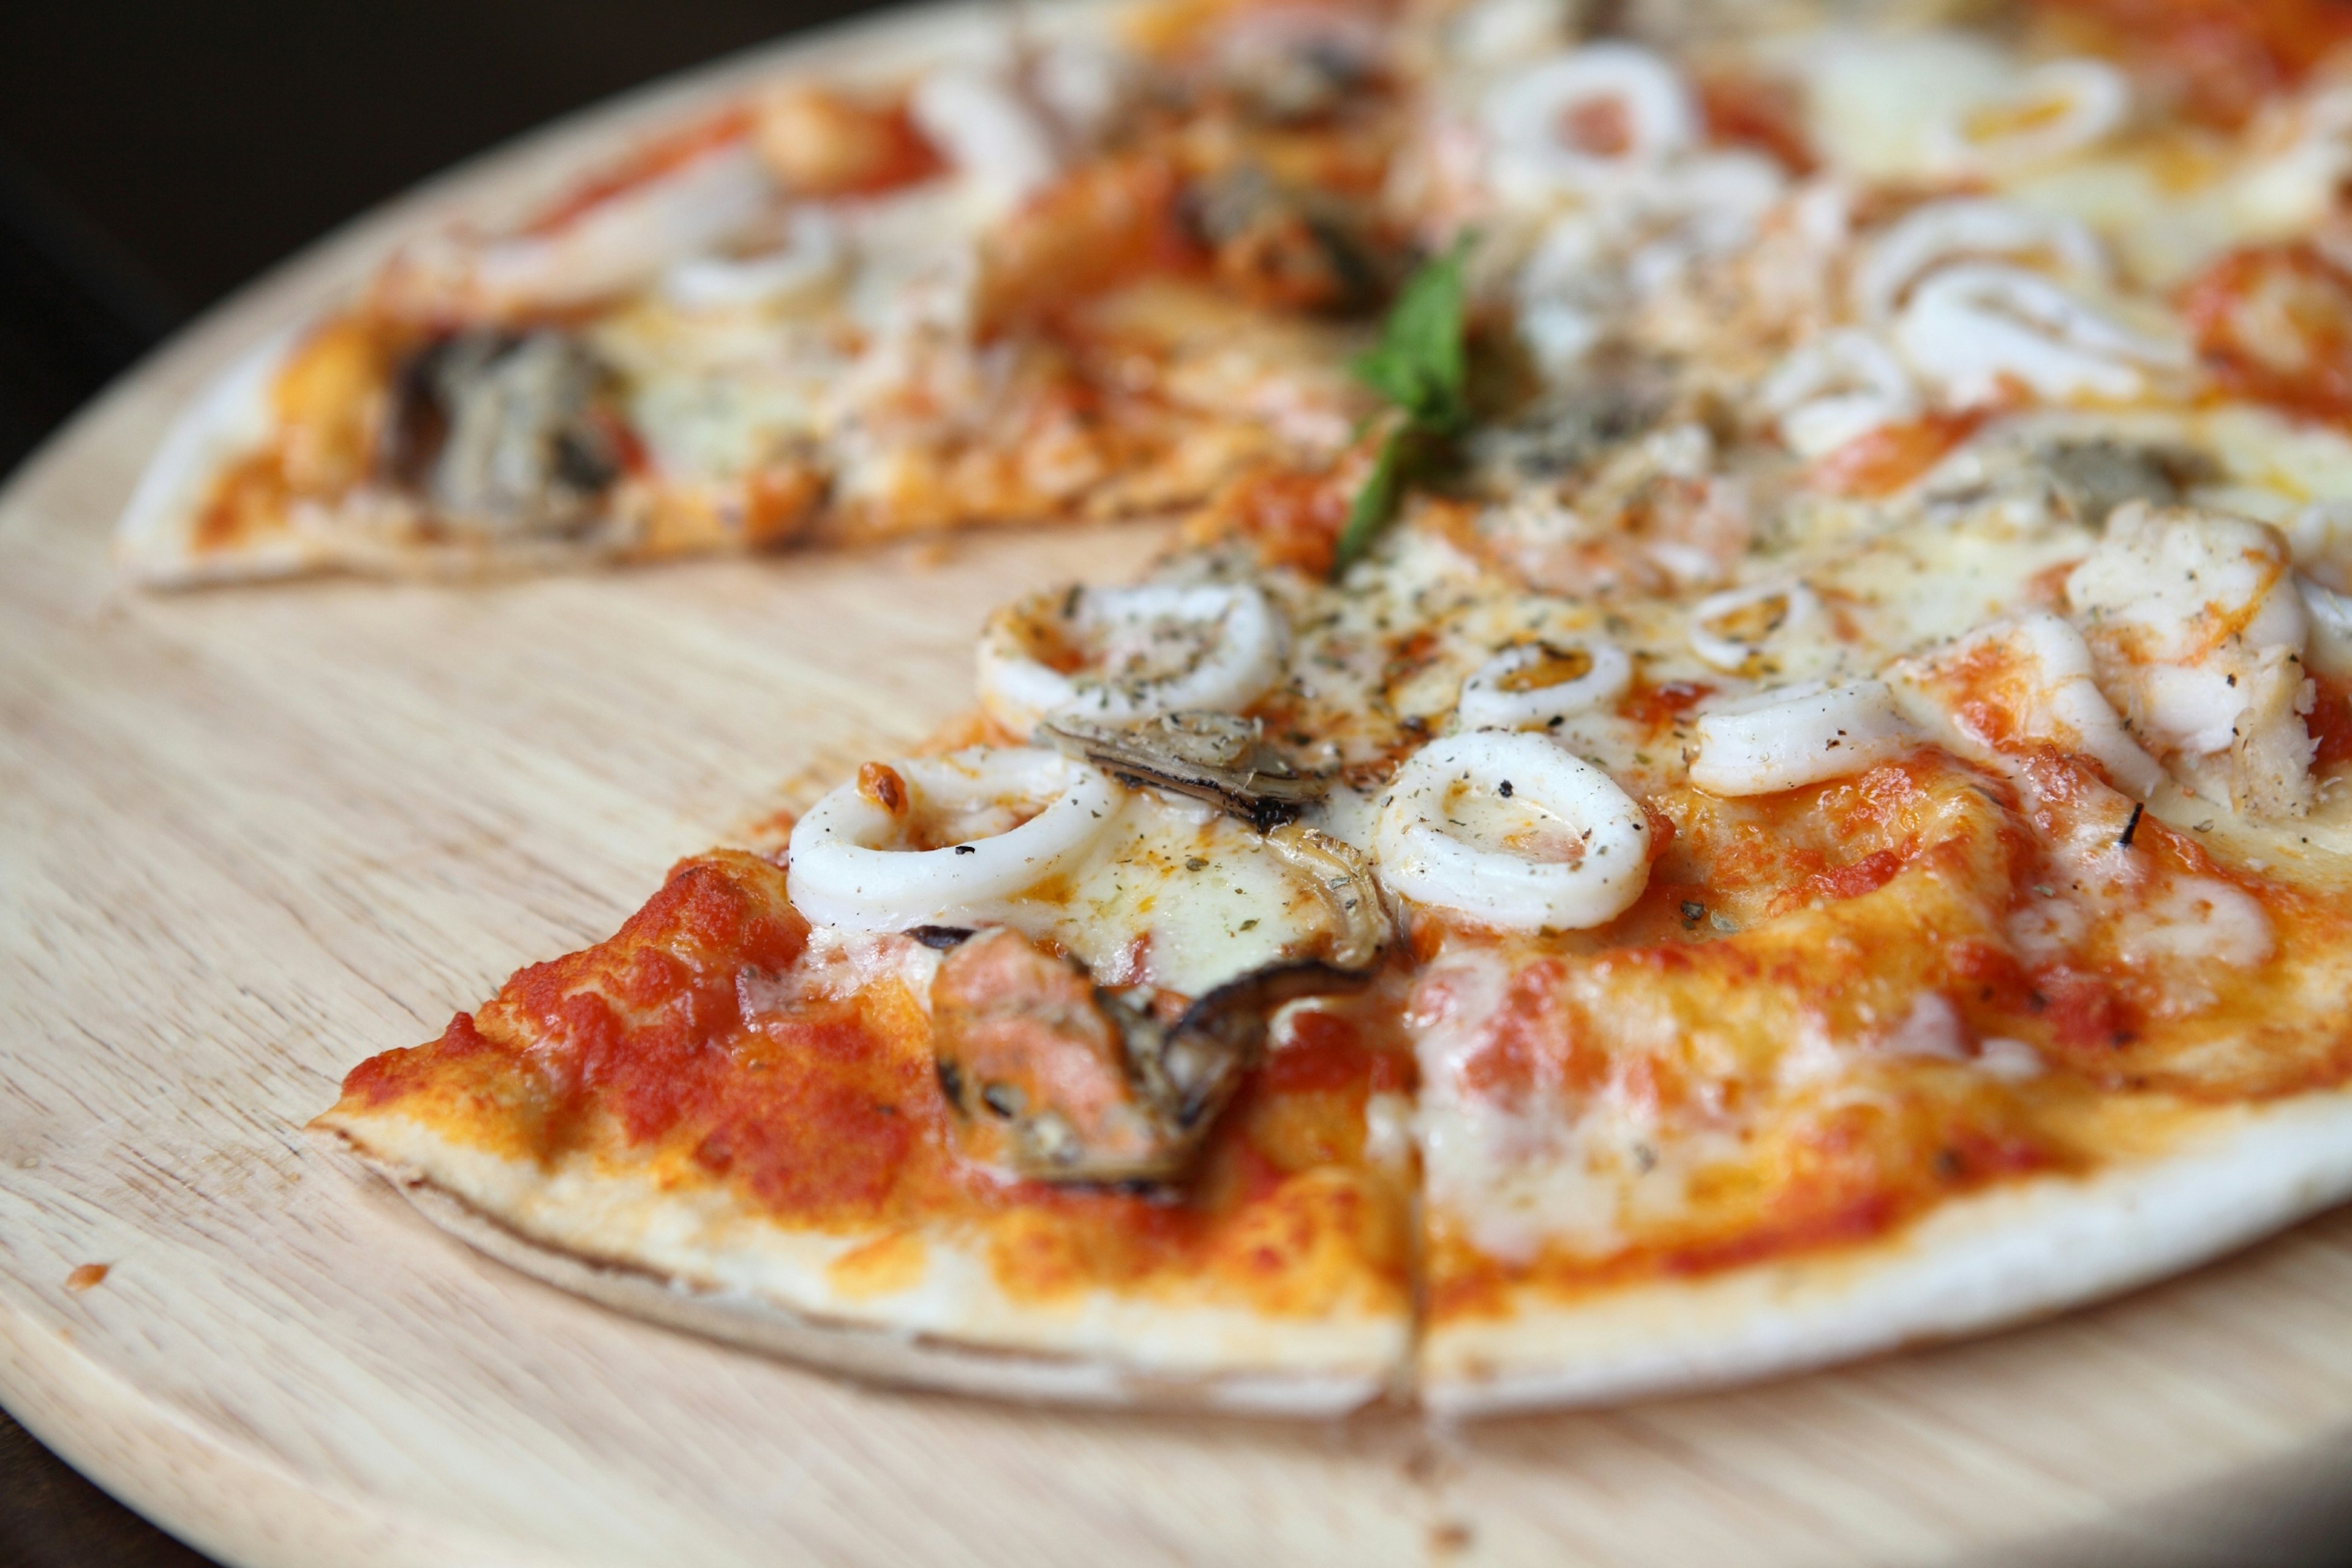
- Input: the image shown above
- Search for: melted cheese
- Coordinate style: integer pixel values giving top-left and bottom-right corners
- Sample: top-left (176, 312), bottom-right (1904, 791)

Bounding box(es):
top-left (1003, 788), bottom-right (1341, 998)
top-left (2113, 876), bottom-right (2275, 969)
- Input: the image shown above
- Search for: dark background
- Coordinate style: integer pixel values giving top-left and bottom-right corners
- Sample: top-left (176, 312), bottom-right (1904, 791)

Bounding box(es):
top-left (0, 4), bottom-right (873, 1562)
top-left (0, 0), bottom-right (888, 481)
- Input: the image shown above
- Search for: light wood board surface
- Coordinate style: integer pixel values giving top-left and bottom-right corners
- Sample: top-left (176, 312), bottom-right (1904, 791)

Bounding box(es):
top-left (7, 9), bottom-right (2352, 1564)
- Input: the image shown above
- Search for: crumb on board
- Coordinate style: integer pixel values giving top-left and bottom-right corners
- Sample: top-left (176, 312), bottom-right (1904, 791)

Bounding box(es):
top-left (65, 1263), bottom-right (110, 1292)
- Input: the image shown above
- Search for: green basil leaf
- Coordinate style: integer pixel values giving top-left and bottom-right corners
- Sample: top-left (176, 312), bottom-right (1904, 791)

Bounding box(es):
top-left (1332, 426), bottom-right (1409, 575)
top-left (1334, 239), bottom-right (1472, 576)
top-left (1352, 240), bottom-right (1469, 432)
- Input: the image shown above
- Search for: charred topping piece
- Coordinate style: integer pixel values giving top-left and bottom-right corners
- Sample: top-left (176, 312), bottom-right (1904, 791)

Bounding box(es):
top-left (1120, 957), bottom-right (1373, 1137)
top-left (1469, 358), bottom-right (1675, 488)
top-left (382, 329), bottom-right (624, 537)
top-left (1039, 710), bottom-right (1327, 831)
top-left (1187, 165), bottom-right (1388, 316)
top-left (929, 927), bottom-right (1370, 1183)
top-left (1223, 37), bottom-right (1375, 124)
top-left (1262, 821), bottom-right (1395, 971)
top-left (2035, 437), bottom-right (2216, 528)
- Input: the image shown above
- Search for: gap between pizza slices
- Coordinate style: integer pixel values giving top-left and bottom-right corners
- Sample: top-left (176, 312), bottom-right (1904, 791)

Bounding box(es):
top-left (126, 0), bottom-right (2352, 1411)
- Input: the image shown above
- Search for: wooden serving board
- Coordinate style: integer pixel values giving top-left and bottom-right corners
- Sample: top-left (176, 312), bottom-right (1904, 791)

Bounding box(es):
top-left (9, 10), bottom-right (2352, 1564)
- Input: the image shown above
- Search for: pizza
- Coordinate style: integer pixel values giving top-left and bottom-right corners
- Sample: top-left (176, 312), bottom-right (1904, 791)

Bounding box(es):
top-left (112, 2), bottom-right (1393, 584)
top-left (282, 0), bottom-right (2352, 1414)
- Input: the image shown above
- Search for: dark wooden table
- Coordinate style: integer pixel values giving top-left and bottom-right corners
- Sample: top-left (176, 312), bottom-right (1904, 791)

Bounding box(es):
top-left (0, 1408), bottom-right (216, 1567)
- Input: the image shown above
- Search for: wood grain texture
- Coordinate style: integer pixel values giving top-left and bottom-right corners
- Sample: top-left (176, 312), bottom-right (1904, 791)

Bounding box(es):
top-left (7, 7), bottom-right (2352, 1564)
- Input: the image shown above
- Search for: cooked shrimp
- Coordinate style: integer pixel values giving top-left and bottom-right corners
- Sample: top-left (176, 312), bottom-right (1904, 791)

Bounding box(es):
top-left (2065, 502), bottom-right (2317, 817)
top-left (1888, 611), bottom-right (2165, 799)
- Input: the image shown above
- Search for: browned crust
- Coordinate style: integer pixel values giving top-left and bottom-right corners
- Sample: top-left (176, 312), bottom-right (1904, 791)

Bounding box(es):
top-left (309, 1124), bottom-right (1395, 1417)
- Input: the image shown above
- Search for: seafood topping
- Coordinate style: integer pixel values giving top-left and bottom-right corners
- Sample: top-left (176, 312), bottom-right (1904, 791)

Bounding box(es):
top-left (1469, 360), bottom-right (1672, 484)
top-left (2034, 437), bottom-right (2214, 527)
top-left (1123, 959), bottom-right (1375, 1133)
top-left (1187, 165), bottom-right (1387, 315)
top-left (929, 928), bottom-right (1370, 1182)
top-left (1039, 710), bottom-right (1328, 830)
top-left (382, 330), bottom-right (625, 536)
top-left (1263, 821), bottom-right (1395, 971)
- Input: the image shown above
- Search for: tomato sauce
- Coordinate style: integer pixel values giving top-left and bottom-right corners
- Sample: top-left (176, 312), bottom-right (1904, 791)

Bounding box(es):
top-left (1203, 454), bottom-right (1359, 576)
top-left (333, 851), bottom-right (1411, 1310)
top-left (2028, 0), bottom-right (2352, 128)
top-left (2311, 676), bottom-right (2352, 769)
top-left (1807, 410), bottom-right (1991, 498)
top-left (1698, 70), bottom-right (1816, 174)
top-left (2182, 244), bottom-right (2352, 422)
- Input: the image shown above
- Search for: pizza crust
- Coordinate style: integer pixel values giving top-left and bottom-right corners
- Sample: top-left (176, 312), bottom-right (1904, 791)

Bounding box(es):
top-left (1420, 1088), bottom-right (2352, 1416)
top-left (110, 328), bottom-right (674, 585)
top-left (113, 328), bottom-right (311, 587)
top-left (309, 1115), bottom-right (1407, 1417)
top-left (320, 1088), bottom-right (2352, 1417)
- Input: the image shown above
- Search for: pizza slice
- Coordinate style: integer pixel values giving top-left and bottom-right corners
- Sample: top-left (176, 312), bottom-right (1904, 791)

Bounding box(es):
top-left (1407, 745), bottom-right (2352, 1412)
top-left (314, 756), bottom-right (1417, 1409)
top-left (116, 1), bottom-right (1408, 585)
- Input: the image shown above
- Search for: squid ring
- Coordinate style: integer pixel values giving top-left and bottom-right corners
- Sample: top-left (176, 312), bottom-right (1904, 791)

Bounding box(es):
top-left (1688, 580), bottom-right (1821, 673)
top-left (1455, 639), bottom-right (1634, 730)
top-left (1895, 263), bottom-right (2185, 405)
top-left (1689, 679), bottom-right (1916, 796)
top-left (976, 582), bottom-right (1286, 733)
top-left (787, 748), bottom-right (1119, 930)
top-left (1374, 733), bottom-right (1651, 931)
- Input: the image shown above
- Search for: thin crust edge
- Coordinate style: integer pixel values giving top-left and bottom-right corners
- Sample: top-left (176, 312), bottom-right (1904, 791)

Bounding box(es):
top-left (1422, 1087), bottom-right (2352, 1416)
top-left (309, 1123), bottom-right (1399, 1419)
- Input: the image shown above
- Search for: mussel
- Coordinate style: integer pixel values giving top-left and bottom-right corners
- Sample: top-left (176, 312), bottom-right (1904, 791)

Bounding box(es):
top-left (382, 328), bottom-right (624, 537)
top-left (1186, 164), bottom-right (1385, 316)
top-left (2031, 436), bottom-right (2215, 528)
top-left (1039, 710), bottom-right (1327, 831)
top-left (928, 927), bottom-right (1370, 1183)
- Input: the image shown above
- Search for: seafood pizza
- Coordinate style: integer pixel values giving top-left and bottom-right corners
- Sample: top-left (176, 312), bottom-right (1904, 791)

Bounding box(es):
top-left (279, 0), bottom-right (2352, 1412)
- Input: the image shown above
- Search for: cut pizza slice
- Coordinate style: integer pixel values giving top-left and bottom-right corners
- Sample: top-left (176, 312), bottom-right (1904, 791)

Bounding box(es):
top-left (313, 752), bottom-right (1419, 1411)
top-left (114, 1), bottom-right (1406, 586)
top-left (1406, 701), bottom-right (2352, 1414)
top-left (1350, 392), bottom-right (2352, 1415)
top-left (307, 526), bottom-right (2352, 1418)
